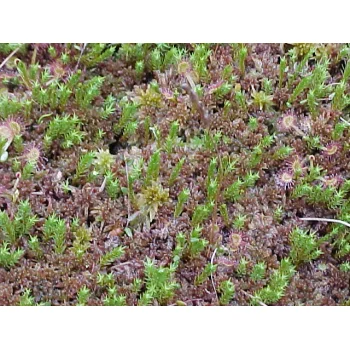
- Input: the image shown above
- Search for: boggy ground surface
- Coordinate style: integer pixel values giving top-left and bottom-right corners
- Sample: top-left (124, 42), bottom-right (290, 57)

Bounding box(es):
top-left (0, 43), bottom-right (349, 305)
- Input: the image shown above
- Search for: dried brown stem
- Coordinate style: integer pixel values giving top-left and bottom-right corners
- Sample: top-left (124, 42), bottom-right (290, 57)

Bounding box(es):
top-left (181, 83), bottom-right (209, 126)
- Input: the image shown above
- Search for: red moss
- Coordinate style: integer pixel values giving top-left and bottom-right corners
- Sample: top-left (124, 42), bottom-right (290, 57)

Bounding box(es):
top-left (0, 43), bottom-right (349, 306)
top-left (160, 87), bottom-right (174, 100)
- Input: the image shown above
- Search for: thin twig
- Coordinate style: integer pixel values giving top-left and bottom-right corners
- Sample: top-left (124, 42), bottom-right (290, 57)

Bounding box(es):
top-left (185, 72), bottom-right (196, 91)
top-left (181, 83), bottom-right (209, 126)
top-left (300, 217), bottom-right (350, 229)
top-left (340, 117), bottom-right (350, 127)
top-left (124, 153), bottom-right (131, 227)
top-left (98, 176), bottom-right (107, 193)
top-left (240, 290), bottom-right (268, 306)
top-left (209, 154), bottom-right (223, 245)
top-left (0, 47), bottom-right (20, 70)
top-left (99, 221), bottom-right (105, 235)
top-left (210, 248), bottom-right (219, 304)
top-left (74, 43), bottom-right (87, 72)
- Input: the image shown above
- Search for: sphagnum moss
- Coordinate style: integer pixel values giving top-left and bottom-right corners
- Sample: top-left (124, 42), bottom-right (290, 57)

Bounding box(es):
top-left (0, 43), bottom-right (349, 305)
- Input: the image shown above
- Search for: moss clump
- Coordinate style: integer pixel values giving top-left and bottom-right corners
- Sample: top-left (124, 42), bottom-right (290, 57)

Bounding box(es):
top-left (0, 43), bottom-right (349, 306)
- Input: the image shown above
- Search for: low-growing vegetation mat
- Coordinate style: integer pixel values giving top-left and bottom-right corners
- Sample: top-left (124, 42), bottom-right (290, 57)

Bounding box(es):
top-left (0, 43), bottom-right (350, 305)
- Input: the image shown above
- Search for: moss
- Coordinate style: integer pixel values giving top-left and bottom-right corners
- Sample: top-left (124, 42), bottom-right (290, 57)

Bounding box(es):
top-left (0, 43), bottom-right (349, 305)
